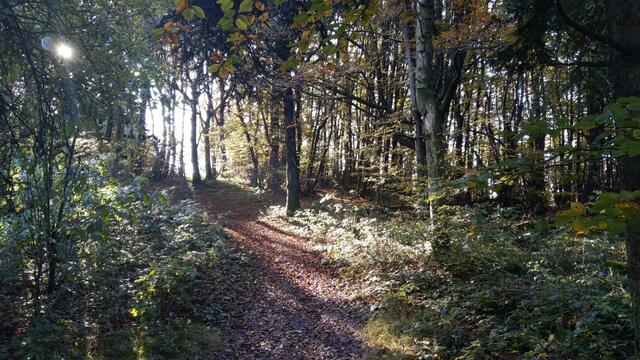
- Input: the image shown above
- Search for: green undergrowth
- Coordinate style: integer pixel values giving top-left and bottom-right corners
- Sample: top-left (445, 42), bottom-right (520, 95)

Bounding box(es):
top-left (1, 172), bottom-right (232, 359)
top-left (264, 195), bottom-right (632, 359)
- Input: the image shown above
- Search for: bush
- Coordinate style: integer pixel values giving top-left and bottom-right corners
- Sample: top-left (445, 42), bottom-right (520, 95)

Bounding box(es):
top-left (0, 166), bottom-right (229, 358)
top-left (265, 195), bottom-right (633, 359)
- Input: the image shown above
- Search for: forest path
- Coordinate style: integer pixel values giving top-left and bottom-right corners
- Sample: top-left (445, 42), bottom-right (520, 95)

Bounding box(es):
top-left (181, 181), bottom-right (367, 359)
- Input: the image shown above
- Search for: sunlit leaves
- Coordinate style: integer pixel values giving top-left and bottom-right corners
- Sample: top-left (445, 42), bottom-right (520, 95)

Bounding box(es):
top-left (557, 192), bottom-right (640, 236)
top-left (235, 17), bottom-right (248, 30)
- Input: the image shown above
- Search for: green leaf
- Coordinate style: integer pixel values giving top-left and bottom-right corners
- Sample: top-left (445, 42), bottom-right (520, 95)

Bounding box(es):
top-left (275, 0), bottom-right (284, 6)
top-left (151, 27), bottom-right (165, 39)
top-left (183, 7), bottom-right (194, 21)
top-left (192, 5), bottom-right (206, 18)
top-left (605, 218), bottom-right (626, 235)
top-left (218, 0), bottom-right (234, 12)
top-left (218, 15), bottom-right (234, 31)
top-left (239, 0), bottom-right (253, 13)
top-left (293, 13), bottom-right (310, 27)
top-left (208, 63), bottom-right (221, 73)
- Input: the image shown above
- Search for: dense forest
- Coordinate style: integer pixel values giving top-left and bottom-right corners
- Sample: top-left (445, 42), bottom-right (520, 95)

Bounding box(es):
top-left (1, 0), bottom-right (639, 358)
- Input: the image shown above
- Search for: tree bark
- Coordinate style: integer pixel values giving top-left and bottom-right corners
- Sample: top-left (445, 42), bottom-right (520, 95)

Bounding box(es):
top-left (604, 0), bottom-right (640, 355)
top-left (284, 86), bottom-right (301, 215)
top-left (415, 0), bottom-right (442, 179)
top-left (190, 76), bottom-right (201, 184)
top-left (403, 0), bottom-right (427, 179)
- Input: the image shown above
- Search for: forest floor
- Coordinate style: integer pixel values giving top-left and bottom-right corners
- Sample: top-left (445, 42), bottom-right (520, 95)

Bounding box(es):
top-left (163, 179), bottom-right (368, 359)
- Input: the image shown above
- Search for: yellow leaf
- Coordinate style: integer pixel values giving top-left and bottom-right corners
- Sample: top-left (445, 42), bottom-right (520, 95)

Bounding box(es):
top-left (235, 18), bottom-right (248, 30)
top-left (130, 308), bottom-right (139, 317)
top-left (258, 12), bottom-right (269, 22)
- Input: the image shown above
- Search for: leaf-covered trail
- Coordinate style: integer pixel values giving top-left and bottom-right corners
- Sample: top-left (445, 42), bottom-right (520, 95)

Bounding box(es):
top-left (187, 182), bottom-right (367, 359)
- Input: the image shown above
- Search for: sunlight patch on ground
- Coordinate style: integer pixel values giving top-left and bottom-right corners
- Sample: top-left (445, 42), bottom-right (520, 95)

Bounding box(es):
top-left (361, 310), bottom-right (419, 359)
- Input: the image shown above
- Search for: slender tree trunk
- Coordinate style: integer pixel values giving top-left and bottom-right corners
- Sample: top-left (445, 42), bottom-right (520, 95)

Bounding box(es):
top-left (217, 78), bottom-right (227, 175)
top-left (403, 0), bottom-right (427, 178)
top-left (190, 68), bottom-right (201, 184)
top-left (203, 76), bottom-right (215, 180)
top-left (284, 86), bottom-right (301, 215)
top-left (415, 0), bottom-right (442, 179)
top-left (178, 103), bottom-right (185, 178)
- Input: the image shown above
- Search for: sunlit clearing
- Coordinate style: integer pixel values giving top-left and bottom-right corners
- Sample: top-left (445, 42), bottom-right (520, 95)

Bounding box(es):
top-left (55, 43), bottom-right (74, 60)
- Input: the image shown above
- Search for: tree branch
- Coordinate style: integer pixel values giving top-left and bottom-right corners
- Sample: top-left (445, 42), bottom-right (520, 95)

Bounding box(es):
top-left (555, 0), bottom-right (632, 55)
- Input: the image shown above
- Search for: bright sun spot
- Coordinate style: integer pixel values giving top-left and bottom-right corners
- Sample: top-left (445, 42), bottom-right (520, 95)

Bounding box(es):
top-left (55, 43), bottom-right (74, 60)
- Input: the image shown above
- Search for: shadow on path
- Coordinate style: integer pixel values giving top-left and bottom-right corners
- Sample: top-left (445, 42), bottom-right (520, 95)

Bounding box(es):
top-left (187, 181), bottom-right (368, 359)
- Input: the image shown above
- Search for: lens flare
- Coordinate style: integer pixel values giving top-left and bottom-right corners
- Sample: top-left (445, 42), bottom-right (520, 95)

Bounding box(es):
top-left (55, 43), bottom-right (74, 60)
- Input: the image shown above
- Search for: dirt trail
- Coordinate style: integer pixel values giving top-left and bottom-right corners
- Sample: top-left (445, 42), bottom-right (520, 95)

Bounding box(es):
top-left (188, 182), bottom-right (367, 359)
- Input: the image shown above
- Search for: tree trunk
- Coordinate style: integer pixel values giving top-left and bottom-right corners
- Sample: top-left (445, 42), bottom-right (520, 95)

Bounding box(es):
top-left (415, 0), bottom-right (442, 179)
top-left (217, 78), bottom-right (227, 175)
top-left (605, 0), bottom-right (640, 355)
top-left (403, 0), bottom-right (427, 179)
top-left (284, 86), bottom-right (301, 215)
top-left (203, 77), bottom-right (215, 180)
top-left (190, 68), bottom-right (201, 183)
